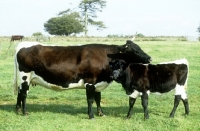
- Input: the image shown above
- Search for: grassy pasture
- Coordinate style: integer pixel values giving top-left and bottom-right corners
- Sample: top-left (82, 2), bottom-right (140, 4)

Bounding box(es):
top-left (0, 39), bottom-right (200, 131)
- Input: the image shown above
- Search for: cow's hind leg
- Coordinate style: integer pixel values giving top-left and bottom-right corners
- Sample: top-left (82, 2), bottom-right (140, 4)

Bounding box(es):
top-left (182, 98), bottom-right (189, 116)
top-left (170, 95), bottom-right (181, 117)
top-left (86, 84), bottom-right (95, 119)
top-left (94, 92), bottom-right (104, 116)
top-left (181, 89), bottom-right (189, 116)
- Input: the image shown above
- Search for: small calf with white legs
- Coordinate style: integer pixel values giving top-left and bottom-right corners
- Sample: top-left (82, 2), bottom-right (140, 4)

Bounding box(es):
top-left (109, 59), bottom-right (189, 120)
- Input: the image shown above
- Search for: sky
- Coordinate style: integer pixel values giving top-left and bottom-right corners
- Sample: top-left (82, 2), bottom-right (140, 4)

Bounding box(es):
top-left (0, 0), bottom-right (200, 37)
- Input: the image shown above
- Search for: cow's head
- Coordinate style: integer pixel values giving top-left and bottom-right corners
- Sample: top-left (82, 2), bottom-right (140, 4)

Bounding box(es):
top-left (117, 40), bottom-right (152, 64)
top-left (109, 59), bottom-right (127, 83)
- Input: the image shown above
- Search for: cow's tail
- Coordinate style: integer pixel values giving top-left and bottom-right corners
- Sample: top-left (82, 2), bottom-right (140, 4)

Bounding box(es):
top-left (183, 58), bottom-right (189, 90)
top-left (13, 54), bottom-right (18, 95)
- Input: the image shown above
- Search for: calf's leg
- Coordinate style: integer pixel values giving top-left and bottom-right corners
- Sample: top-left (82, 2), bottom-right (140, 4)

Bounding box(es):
top-left (94, 92), bottom-right (104, 116)
top-left (86, 84), bottom-right (95, 119)
top-left (181, 90), bottom-right (189, 115)
top-left (141, 92), bottom-right (149, 120)
top-left (182, 97), bottom-right (189, 115)
top-left (170, 95), bottom-right (181, 117)
top-left (126, 97), bottom-right (136, 119)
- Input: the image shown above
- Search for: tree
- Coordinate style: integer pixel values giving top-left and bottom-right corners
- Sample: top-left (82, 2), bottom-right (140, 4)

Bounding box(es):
top-left (32, 32), bottom-right (43, 36)
top-left (79, 0), bottom-right (107, 36)
top-left (137, 33), bottom-right (145, 38)
top-left (44, 12), bottom-right (84, 36)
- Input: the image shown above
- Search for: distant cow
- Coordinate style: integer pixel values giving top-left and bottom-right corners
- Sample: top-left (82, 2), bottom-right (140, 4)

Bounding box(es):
top-left (10, 35), bottom-right (24, 42)
top-left (109, 59), bottom-right (189, 120)
top-left (13, 40), bottom-right (152, 119)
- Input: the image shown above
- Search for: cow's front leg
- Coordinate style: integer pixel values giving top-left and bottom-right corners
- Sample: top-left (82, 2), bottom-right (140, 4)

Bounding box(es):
top-left (126, 97), bottom-right (136, 119)
top-left (141, 92), bottom-right (149, 120)
top-left (94, 92), bottom-right (104, 116)
top-left (86, 84), bottom-right (95, 119)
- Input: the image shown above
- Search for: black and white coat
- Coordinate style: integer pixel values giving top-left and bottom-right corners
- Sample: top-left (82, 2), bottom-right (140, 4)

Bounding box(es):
top-left (13, 40), bottom-right (151, 119)
top-left (109, 59), bottom-right (189, 120)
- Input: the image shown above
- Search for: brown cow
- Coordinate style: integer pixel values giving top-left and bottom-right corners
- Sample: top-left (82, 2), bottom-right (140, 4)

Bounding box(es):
top-left (10, 35), bottom-right (24, 42)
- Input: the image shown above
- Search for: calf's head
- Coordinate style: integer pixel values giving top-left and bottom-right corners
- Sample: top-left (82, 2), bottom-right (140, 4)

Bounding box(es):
top-left (117, 40), bottom-right (152, 64)
top-left (109, 59), bottom-right (135, 95)
top-left (109, 59), bottom-right (127, 83)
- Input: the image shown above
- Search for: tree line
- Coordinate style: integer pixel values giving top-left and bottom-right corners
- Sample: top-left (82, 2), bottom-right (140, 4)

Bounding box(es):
top-left (44, 0), bottom-right (106, 36)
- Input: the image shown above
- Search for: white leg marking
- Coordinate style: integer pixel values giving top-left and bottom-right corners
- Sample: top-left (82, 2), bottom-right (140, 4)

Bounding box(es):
top-left (94, 81), bottom-right (112, 92)
top-left (175, 84), bottom-right (187, 100)
top-left (129, 90), bottom-right (141, 98)
top-left (68, 79), bottom-right (84, 88)
top-left (146, 90), bottom-right (150, 95)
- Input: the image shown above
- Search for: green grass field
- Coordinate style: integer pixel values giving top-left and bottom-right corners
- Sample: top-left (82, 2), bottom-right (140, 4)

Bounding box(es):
top-left (0, 39), bottom-right (200, 131)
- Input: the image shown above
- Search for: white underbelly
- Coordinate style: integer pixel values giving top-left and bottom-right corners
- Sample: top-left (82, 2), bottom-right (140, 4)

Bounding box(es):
top-left (30, 73), bottom-right (111, 92)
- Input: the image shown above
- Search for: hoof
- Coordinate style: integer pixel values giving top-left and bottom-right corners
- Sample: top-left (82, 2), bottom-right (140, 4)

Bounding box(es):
top-left (22, 112), bottom-right (29, 116)
top-left (144, 117), bottom-right (149, 121)
top-left (88, 115), bottom-right (94, 119)
top-left (184, 113), bottom-right (189, 117)
top-left (90, 118), bottom-right (95, 120)
top-left (124, 116), bottom-right (131, 120)
top-left (98, 112), bottom-right (105, 117)
top-left (144, 116), bottom-right (149, 121)
top-left (89, 117), bottom-right (95, 120)
top-left (101, 114), bottom-right (106, 117)
top-left (15, 108), bottom-right (21, 115)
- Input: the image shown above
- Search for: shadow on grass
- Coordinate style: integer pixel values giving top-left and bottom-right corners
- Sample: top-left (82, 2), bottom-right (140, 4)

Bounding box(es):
top-left (0, 103), bottom-right (143, 118)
